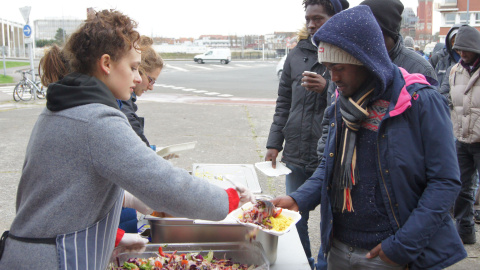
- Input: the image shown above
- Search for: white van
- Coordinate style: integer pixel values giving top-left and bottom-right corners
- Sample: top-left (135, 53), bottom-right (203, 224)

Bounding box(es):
top-left (194, 48), bottom-right (231, 64)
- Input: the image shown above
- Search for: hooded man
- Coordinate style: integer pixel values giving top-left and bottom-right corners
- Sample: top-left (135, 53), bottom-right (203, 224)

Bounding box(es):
top-left (359, 0), bottom-right (436, 80)
top-left (273, 5), bottom-right (466, 269)
top-left (429, 24), bottom-right (462, 97)
top-left (317, 0), bottom-right (438, 164)
top-left (449, 25), bottom-right (480, 245)
top-left (265, 1), bottom-right (348, 268)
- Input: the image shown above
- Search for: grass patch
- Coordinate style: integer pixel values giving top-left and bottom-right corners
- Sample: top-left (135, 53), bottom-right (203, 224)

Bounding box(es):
top-left (2, 61), bottom-right (30, 69)
top-left (0, 75), bottom-right (14, 84)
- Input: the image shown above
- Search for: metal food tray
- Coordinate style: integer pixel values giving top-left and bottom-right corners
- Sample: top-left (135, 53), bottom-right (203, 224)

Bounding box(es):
top-left (192, 163), bottom-right (262, 193)
top-left (109, 242), bottom-right (269, 269)
top-left (146, 216), bottom-right (278, 265)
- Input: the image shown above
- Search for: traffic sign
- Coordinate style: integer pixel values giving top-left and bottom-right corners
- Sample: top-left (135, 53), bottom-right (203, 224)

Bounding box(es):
top-left (23, 25), bottom-right (32, 38)
top-left (24, 37), bottom-right (33, 44)
top-left (19, 6), bottom-right (31, 24)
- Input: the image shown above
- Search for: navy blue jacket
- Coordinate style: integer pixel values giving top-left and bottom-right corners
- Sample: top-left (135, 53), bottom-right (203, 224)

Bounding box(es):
top-left (291, 67), bottom-right (466, 269)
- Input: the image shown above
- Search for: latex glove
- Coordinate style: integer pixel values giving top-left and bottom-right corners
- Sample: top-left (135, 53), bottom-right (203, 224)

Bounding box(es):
top-left (123, 191), bottom-right (153, 215)
top-left (229, 180), bottom-right (255, 206)
top-left (118, 233), bottom-right (148, 249)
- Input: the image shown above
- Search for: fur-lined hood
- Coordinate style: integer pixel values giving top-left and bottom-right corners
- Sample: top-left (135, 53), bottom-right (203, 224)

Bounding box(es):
top-left (297, 24), bottom-right (309, 41)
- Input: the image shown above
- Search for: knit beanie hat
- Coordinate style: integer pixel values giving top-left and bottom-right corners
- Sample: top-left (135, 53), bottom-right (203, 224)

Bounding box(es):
top-left (313, 5), bottom-right (394, 93)
top-left (318, 42), bottom-right (363, 66)
top-left (453, 25), bottom-right (480, 55)
top-left (359, 0), bottom-right (404, 40)
top-left (330, 0), bottom-right (350, 14)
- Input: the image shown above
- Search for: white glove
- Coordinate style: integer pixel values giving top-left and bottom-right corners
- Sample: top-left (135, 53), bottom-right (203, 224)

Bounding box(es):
top-left (232, 182), bottom-right (255, 206)
top-left (123, 191), bottom-right (153, 215)
top-left (118, 233), bottom-right (148, 248)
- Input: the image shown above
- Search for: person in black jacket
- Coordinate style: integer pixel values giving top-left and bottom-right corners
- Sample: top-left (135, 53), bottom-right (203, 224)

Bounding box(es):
top-left (265, 0), bottom-right (348, 268)
top-left (121, 36), bottom-right (164, 148)
top-left (429, 25), bottom-right (462, 98)
top-left (118, 36), bottom-right (164, 234)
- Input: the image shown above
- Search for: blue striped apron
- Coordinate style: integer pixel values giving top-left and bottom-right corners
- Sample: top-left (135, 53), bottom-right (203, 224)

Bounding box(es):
top-left (56, 190), bottom-right (124, 270)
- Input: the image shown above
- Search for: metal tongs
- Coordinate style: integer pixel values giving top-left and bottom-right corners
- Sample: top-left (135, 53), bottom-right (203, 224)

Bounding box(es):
top-left (257, 199), bottom-right (275, 217)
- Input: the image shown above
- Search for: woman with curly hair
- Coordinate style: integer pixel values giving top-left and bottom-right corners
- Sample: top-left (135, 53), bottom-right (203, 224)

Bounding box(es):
top-left (0, 9), bottom-right (251, 269)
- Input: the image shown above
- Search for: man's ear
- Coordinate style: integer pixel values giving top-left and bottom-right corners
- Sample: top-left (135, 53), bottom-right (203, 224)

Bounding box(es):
top-left (98, 54), bottom-right (111, 75)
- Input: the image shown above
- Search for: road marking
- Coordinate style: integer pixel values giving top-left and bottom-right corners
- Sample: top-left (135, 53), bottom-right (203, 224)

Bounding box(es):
top-left (161, 85), bottom-right (176, 88)
top-left (186, 64), bottom-right (212, 70)
top-left (233, 64), bottom-right (250, 67)
top-left (218, 94), bottom-right (234, 97)
top-left (171, 86), bottom-right (185, 90)
top-left (182, 88), bottom-right (196, 91)
top-left (166, 65), bottom-right (188, 72)
top-left (204, 92), bottom-right (220, 96)
top-left (193, 90), bottom-right (208, 93)
top-left (212, 65), bottom-right (234, 69)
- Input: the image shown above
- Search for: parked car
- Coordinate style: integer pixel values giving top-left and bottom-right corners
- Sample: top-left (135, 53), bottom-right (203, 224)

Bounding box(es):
top-left (276, 55), bottom-right (287, 79)
top-left (194, 48), bottom-right (231, 64)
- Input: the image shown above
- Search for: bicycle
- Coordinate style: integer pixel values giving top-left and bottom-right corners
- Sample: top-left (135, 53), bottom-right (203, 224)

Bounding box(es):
top-left (13, 70), bottom-right (46, 102)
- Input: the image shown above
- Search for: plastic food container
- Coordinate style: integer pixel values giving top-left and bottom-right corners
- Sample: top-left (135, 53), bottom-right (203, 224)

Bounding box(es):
top-left (108, 242), bottom-right (269, 269)
top-left (146, 216), bottom-right (278, 264)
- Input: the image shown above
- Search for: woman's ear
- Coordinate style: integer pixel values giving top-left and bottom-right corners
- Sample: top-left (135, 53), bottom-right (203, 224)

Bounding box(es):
top-left (98, 54), bottom-right (111, 75)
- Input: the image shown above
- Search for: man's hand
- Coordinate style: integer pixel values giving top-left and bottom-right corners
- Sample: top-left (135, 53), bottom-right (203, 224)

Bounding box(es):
top-left (366, 243), bottom-right (398, 265)
top-left (265, 149), bottom-right (279, 168)
top-left (301, 71), bottom-right (327, 93)
top-left (271, 196), bottom-right (299, 212)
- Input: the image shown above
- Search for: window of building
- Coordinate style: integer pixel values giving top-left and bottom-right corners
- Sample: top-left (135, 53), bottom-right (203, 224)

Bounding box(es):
top-left (445, 13), bottom-right (456, 25)
top-left (476, 13), bottom-right (480, 24)
top-left (444, 0), bottom-right (457, 4)
top-left (459, 13), bottom-right (469, 24)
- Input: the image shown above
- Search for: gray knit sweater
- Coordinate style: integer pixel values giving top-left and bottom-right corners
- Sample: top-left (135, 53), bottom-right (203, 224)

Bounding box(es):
top-left (1, 75), bottom-right (229, 269)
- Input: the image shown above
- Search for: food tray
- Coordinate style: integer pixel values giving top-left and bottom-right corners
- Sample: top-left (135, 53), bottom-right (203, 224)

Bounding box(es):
top-left (145, 216), bottom-right (278, 264)
top-left (192, 163), bottom-right (262, 193)
top-left (229, 202), bottom-right (301, 236)
top-left (109, 242), bottom-right (269, 269)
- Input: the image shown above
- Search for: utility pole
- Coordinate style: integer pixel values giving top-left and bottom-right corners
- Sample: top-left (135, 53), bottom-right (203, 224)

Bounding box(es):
top-left (19, 6), bottom-right (35, 99)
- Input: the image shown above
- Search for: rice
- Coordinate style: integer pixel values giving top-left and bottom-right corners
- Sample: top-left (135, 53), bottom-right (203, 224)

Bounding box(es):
top-left (269, 214), bottom-right (293, 232)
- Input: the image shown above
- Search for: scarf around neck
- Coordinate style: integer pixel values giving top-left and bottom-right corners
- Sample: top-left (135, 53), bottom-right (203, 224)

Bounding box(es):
top-left (332, 79), bottom-right (376, 213)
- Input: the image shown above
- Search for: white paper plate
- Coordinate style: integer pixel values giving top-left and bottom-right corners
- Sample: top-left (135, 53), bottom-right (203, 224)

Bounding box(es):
top-left (156, 141), bottom-right (197, 156)
top-left (228, 202), bottom-right (301, 236)
top-left (254, 161), bottom-right (292, 177)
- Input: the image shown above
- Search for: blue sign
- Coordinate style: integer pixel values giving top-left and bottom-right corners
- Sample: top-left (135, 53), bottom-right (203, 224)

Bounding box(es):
top-left (23, 25), bottom-right (32, 37)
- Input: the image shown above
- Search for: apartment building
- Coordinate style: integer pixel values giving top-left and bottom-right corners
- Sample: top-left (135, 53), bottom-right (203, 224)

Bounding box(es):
top-left (436, 0), bottom-right (480, 41)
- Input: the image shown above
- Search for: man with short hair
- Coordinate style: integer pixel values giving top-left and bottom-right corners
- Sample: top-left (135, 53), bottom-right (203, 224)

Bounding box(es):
top-left (264, 1), bottom-right (348, 268)
top-left (449, 25), bottom-right (480, 244)
top-left (273, 5), bottom-right (467, 269)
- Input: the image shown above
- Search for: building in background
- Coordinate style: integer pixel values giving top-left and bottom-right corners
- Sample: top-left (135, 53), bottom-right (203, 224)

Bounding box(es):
top-left (0, 18), bottom-right (26, 58)
top-left (33, 18), bottom-right (83, 42)
top-left (401, 7), bottom-right (418, 38)
top-left (416, 0), bottom-right (434, 45)
top-left (436, 0), bottom-right (480, 42)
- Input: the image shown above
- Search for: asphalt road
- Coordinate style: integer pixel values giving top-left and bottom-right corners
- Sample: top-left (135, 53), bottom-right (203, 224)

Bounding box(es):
top-left (0, 60), bottom-right (479, 269)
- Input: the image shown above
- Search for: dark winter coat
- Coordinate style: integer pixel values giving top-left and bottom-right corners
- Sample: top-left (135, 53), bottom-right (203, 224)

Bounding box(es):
top-left (267, 35), bottom-right (335, 172)
top-left (121, 94), bottom-right (150, 147)
top-left (303, 6), bottom-right (466, 269)
top-left (429, 25), bottom-right (461, 97)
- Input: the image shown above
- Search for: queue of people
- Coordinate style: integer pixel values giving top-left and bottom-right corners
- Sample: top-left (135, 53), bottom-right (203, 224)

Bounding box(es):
top-left (266, 0), bottom-right (479, 270)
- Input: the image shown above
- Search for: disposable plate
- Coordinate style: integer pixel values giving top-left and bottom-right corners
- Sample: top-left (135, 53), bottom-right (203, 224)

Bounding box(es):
top-left (229, 202), bottom-right (301, 236)
top-left (254, 161), bottom-right (292, 177)
top-left (156, 141), bottom-right (197, 156)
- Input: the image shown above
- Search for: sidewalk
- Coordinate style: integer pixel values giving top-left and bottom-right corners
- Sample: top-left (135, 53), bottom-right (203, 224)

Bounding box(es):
top-left (0, 92), bottom-right (479, 268)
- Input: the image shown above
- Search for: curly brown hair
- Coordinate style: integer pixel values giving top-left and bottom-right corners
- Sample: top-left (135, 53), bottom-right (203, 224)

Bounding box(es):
top-left (138, 36), bottom-right (164, 75)
top-left (39, 44), bottom-right (70, 86)
top-left (64, 9), bottom-right (141, 74)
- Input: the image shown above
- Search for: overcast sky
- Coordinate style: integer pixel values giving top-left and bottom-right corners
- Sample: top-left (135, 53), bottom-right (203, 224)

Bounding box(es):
top-left (1, 0), bottom-right (437, 38)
